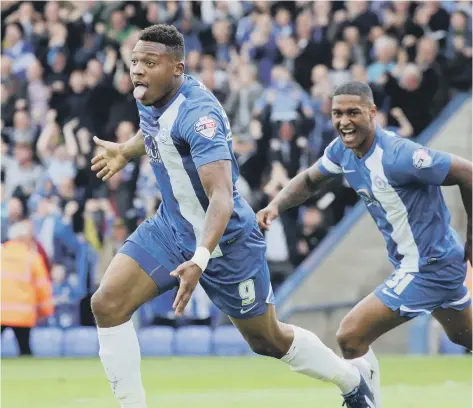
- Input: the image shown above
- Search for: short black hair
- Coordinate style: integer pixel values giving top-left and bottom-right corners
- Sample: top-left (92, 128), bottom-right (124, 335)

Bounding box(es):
top-left (333, 80), bottom-right (374, 103)
top-left (139, 24), bottom-right (184, 61)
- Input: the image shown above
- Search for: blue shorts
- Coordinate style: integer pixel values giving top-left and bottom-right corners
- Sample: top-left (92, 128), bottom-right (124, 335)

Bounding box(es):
top-left (119, 218), bottom-right (274, 319)
top-left (374, 262), bottom-right (471, 318)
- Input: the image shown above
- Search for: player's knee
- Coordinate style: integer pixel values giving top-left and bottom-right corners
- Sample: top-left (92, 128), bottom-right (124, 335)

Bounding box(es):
top-left (446, 331), bottom-right (472, 350)
top-left (91, 289), bottom-right (130, 325)
top-left (246, 334), bottom-right (286, 358)
top-left (336, 319), bottom-right (365, 358)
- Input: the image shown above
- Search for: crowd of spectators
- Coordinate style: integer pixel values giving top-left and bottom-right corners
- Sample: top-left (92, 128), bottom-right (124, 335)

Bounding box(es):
top-left (1, 0), bottom-right (472, 326)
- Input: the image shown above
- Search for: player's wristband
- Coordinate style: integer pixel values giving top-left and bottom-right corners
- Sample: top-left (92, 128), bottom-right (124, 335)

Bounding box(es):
top-left (191, 246), bottom-right (211, 272)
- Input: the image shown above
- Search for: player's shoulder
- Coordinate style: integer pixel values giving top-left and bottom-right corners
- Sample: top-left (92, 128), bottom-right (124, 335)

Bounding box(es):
top-left (377, 128), bottom-right (429, 176)
top-left (178, 76), bottom-right (228, 130)
top-left (180, 75), bottom-right (220, 110)
top-left (377, 127), bottom-right (413, 161)
top-left (324, 136), bottom-right (348, 160)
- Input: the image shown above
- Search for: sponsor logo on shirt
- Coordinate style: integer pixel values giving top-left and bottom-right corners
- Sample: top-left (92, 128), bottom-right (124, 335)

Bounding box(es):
top-left (194, 116), bottom-right (217, 139)
top-left (143, 132), bottom-right (162, 163)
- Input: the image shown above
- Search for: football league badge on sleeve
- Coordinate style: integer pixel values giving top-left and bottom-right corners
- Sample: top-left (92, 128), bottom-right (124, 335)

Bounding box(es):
top-left (194, 116), bottom-right (217, 139)
top-left (412, 148), bottom-right (433, 169)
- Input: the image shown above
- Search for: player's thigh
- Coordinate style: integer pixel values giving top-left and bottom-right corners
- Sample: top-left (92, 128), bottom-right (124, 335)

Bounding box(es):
top-left (432, 304), bottom-right (472, 349)
top-left (337, 293), bottom-right (410, 346)
top-left (94, 253), bottom-right (159, 316)
top-left (430, 262), bottom-right (472, 347)
top-left (93, 219), bottom-right (182, 317)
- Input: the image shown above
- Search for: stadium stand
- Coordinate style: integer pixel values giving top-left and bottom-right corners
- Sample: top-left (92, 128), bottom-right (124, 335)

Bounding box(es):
top-left (1, 0), bottom-right (471, 356)
top-left (138, 326), bottom-right (175, 356)
top-left (63, 326), bottom-right (99, 357)
top-left (30, 327), bottom-right (63, 357)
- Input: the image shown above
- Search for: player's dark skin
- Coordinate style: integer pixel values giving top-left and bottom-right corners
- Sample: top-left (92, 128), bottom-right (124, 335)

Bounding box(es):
top-left (91, 40), bottom-right (295, 359)
top-left (257, 94), bottom-right (472, 357)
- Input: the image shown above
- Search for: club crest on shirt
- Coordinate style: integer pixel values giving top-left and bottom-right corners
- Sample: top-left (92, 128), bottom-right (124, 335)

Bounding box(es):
top-left (412, 148), bottom-right (432, 169)
top-left (374, 175), bottom-right (387, 191)
top-left (158, 126), bottom-right (170, 143)
top-left (194, 116), bottom-right (217, 139)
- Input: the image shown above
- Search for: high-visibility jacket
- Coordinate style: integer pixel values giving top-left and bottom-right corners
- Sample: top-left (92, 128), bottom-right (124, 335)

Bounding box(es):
top-left (1, 240), bottom-right (54, 327)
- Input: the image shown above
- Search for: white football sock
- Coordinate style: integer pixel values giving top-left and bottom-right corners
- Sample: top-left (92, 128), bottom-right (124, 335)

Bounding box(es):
top-left (352, 347), bottom-right (382, 407)
top-left (281, 325), bottom-right (360, 394)
top-left (98, 320), bottom-right (147, 408)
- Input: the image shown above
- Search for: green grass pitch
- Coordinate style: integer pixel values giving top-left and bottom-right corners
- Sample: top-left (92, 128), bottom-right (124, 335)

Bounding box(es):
top-left (2, 356), bottom-right (471, 407)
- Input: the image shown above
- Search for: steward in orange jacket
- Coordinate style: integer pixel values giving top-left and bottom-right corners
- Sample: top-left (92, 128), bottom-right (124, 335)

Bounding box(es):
top-left (1, 221), bottom-right (54, 354)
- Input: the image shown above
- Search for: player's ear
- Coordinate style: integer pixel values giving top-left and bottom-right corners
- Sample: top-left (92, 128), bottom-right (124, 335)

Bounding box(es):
top-left (174, 61), bottom-right (184, 77)
top-left (369, 103), bottom-right (377, 119)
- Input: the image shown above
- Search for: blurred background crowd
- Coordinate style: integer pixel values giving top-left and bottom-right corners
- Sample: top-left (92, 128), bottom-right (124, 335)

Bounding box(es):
top-left (1, 0), bottom-right (472, 337)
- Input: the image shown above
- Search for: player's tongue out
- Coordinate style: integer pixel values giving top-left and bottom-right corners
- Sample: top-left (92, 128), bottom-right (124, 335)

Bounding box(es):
top-left (133, 85), bottom-right (148, 100)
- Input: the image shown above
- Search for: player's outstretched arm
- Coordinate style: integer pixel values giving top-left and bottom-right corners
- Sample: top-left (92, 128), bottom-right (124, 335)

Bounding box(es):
top-left (91, 130), bottom-right (145, 181)
top-left (257, 163), bottom-right (332, 230)
top-left (442, 154), bottom-right (472, 262)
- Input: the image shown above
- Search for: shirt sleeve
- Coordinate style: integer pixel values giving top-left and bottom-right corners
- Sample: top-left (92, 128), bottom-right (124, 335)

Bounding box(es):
top-left (316, 138), bottom-right (343, 176)
top-left (179, 103), bottom-right (232, 169)
top-left (389, 138), bottom-right (452, 186)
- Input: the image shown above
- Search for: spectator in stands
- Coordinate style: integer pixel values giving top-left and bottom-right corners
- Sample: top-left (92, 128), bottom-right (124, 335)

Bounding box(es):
top-left (380, 62), bottom-right (436, 135)
top-left (0, 0), bottom-right (470, 327)
top-left (310, 64), bottom-right (332, 105)
top-left (345, 0), bottom-right (380, 37)
top-left (343, 25), bottom-right (366, 66)
top-left (106, 9), bottom-right (138, 44)
top-left (1, 196), bottom-right (25, 243)
top-left (207, 19), bottom-right (234, 70)
top-left (262, 161), bottom-right (296, 290)
top-left (297, 206), bottom-right (330, 260)
top-left (367, 35), bottom-right (398, 83)
top-left (328, 40), bottom-right (353, 88)
top-left (2, 138), bottom-right (43, 201)
top-left (445, 13), bottom-right (473, 90)
top-left (224, 63), bottom-right (264, 142)
top-left (446, 9), bottom-right (472, 59)
top-left (2, 22), bottom-right (36, 81)
top-left (1, 220), bottom-right (54, 355)
top-left (309, 93), bottom-right (337, 160)
top-left (415, 36), bottom-right (448, 115)
top-left (95, 215), bottom-right (129, 285)
top-left (254, 65), bottom-right (313, 132)
top-left (243, 13), bottom-right (278, 86)
top-left (376, 108), bottom-right (414, 138)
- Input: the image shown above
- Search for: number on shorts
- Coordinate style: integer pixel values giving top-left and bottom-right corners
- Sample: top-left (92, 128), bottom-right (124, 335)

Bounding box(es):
top-left (385, 271), bottom-right (415, 295)
top-left (239, 279), bottom-right (256, 306)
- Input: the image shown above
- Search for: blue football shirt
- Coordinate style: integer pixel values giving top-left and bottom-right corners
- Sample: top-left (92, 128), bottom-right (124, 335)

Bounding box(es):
top-left (317, 127), bottom-right (465, 273)
top-left (137, 75), bottom-right (255, 258)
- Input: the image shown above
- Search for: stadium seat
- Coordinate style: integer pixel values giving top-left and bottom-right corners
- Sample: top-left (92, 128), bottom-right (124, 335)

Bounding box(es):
top-left (213, 325), bottom-right (251, 356)
top-left (175, 326), bottom-right (212, 356)
top-left (1, 328), bottom-right (20, 357)
top-left (138, 326), bottom-right (175, 356)
top-left (63, 327), bottom-right (99, 357)
top-left (30, 327), bottom-right (63, 357)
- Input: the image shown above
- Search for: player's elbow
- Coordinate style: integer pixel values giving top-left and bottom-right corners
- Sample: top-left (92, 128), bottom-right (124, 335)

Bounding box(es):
top-left (211, 189), bottom-right (234, 215)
